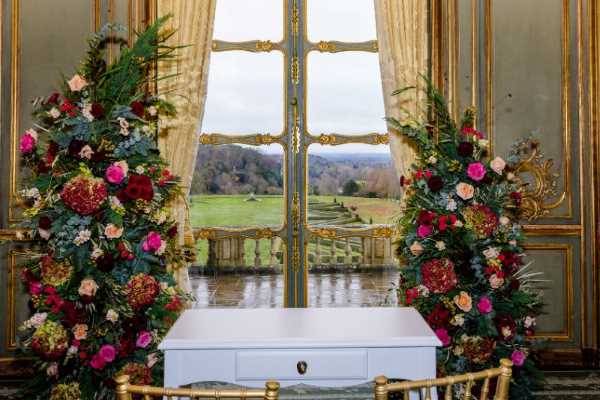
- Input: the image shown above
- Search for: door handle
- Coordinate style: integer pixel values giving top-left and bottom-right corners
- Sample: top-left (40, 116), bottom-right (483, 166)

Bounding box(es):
top-left (297, 360), bottom-right (308, 375)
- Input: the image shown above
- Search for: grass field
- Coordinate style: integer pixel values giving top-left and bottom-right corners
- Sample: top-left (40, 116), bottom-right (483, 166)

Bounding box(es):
top-left (190, 194), bottom-right (400, 266)
top-left (190, 195), bottom-right (400, 227)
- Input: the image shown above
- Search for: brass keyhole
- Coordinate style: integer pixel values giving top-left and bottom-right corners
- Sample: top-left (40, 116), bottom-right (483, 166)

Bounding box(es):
top-left (297, 360), bottom-right (308, 375)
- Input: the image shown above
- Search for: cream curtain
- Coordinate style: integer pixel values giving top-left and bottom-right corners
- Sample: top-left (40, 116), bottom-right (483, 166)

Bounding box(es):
top-left (157, 0), bottom-right (216, 293)
top-left (374, 0), bottom-right (428, 186)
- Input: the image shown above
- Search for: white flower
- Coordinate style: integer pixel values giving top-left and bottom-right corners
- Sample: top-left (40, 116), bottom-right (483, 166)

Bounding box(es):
top-left (78, 145), bottom-right (94, 159)
top-left (453, 346), bottom-right (464, 356)
top-left (454, 220), bottom-right (464, 228)
top-left (478, 138), bottom-right (489, 148)
top-left (106, 309), bottom-right (119, 323)
top-left (91, 246), bottom-right (104, 260)
top-left (489, 274), bottom-right (505, 289)
top-left (499, 216), bottom-right (510, 225)
top-left (435, 241), bottom-right (446, 251)
top-left (25, 187), bottom-right (41, 199)
top-left (67, 74), bottom-right (88, 92)
top-left (39, 228), bottom-right (51, 240)
top-left (147, 352), bottom-right (159, 368)
top-left (446, 198), bottom-right (457, 211)
top-left (524, 316), bottom-right (536, 328)
top-left (160, 282), bottom-right (169, 290)
top-left (73, 229), bottom-right (92, 245)
top-left (482, 247), bottom-right (499, 259)
top-left (427, 155), bottom-right (437, 165)
top-left (24, 312), bottom-right (47, 329)
top-left (67, 346), bottom-right (79, 357)
top-left (490, 156), bottom-right (506, 175)
top-left (46, 362), bottom-right (58, 377)
top-left (509, 239), bottom-right (517, 246)
top-left (25, 128), bottom-right (39, 141)
top-left (417, 285), bottom-right (430, 297)
top-left (82, 103), bottom-right (94, 121)
top-left (135, 165), bottom-right (145, 174)
top-left (507, 172), bottom-right (516, 181)
top-left (451, 314), bottom-right (465, 326)
top-left (117, 117), bottom-right (129, 136)
top-left (48, 107), bottom-right (61, 119)
top-left (148, 106), bottom-right (158, 116)
top-left (154, 210), bottom-right (168, 225)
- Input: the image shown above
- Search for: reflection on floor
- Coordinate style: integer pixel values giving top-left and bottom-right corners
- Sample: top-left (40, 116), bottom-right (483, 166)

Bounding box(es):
top-left (190, 270), bottom-right (399, 308)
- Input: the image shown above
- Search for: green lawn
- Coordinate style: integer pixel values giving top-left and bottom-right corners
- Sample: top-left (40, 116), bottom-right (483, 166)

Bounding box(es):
top-left (190, 194), bottom-right (400, 227)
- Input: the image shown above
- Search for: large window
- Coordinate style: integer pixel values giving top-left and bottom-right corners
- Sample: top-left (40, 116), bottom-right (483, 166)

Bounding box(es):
top-left (191, 0), bottom-right (399, 308)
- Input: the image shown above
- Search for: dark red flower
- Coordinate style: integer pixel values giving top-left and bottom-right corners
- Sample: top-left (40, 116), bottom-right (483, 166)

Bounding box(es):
top-left (426, 304), bottom-right (451, 329)
top-left (438, 215), bottom-right (449, 232)
top-left (457, 141), bottom-right (474, 157)
top-left (509, 278), bottom-right (520, 291)
top-left (61, 301), bottom-right (85, 328)
top-left (130, 101), bottom-right (145, 117)
top-left (68, 139), bottom-right (86, 157)
top-left (60, 175), bottom-right (108, 215)
top-left (91, 103), bottom-right (105, 119)
top-left (496, 315), bottom-right (517, 341)
top-left (122, 174), bottom-right (154, 202)
top-left (405, 287), bottom-right (419, 305)
top-left (427, 176), bottom-right (444, 192)
top-left (38, 216), bottom-right (52, 230)
top-left (510, 191), bottom-right (522, 206)
top-left (45, 141), bottom-right (59, 165)
top-left (167, 225), bottom-right (178, 238)
top-left (461, 126), bottom-right (484, 139)
top-left (37, 160), bottom-right (51, 174)
top-left (421, 258), bottom-right (457, 294)
top-left (96, 253), bottom-right (115, 272)
top-left (165, 296), bottom-right (183, 312)
top-left (417, 210), bottom-right (436, 225)
top-left (46, 92), bottom-right (60, 105)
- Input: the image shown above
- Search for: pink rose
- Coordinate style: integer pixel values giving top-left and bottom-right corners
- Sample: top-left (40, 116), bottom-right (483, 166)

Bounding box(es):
top-left (105, 163), bottom-right (126, 184)
top-left (467, 162), bottom-right (486, 181)
top-left (142, 231), bottom-right (163, 252)
top-left (435, 328), bottom-right (451, 347)
top-left (19, 130), bottom-right (38, 154)
top-left (67, 74), bottom-right (88, 92)
top-left (477, 296), bottom-right (493, 314)
top-left (90, 354), bottom-right (106, 370)
top-left (136, 331), bottom-right (153, 348)
top-left (78, 278), bottom-right (99, 297)
top-left (416, 224), bottom-right (433, 238)
top-left (98, 344), bottom-right (116, 362)
top-left (511, 350), bottom-right (526, 366)
top-left (455, 182), bottom-right (475, 200)
top-left (490, 156), bottom-right (506, 175)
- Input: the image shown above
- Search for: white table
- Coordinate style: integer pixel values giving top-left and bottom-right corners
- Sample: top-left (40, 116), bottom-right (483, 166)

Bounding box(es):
top-left (159, 307), bottom-right (440, 390)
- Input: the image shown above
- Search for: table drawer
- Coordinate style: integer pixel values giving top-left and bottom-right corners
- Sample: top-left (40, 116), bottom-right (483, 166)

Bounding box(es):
top-left (236, 349), bottom-right (368, 381)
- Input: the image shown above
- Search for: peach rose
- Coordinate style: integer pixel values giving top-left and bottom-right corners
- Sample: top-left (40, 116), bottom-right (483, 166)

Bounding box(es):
top-left (67, 74), bottom-right (88, 92)
top-left (72, 323), bottom-right (88, 340)
top-left (104, 224), bottom-right (124, 239)
top-left (489, 274), bottom-right (504, 289)
top-left (454, 291), bottom-right (473, 312)
top-left (78, 278), bottom-right (98, 297)
top-left (455, 182), bottom-right (475, 200)
top-left (409, 241), bottom-right (424, 256)
top-left (490, 156), bottom-right (506, 175)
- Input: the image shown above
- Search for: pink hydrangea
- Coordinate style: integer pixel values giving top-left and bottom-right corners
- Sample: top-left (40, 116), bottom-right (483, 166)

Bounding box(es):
top-left (136, 331), bottom-right (153, 348)
top-left (477, 296), bottom-right (493, 314)
top-left (435, 328), bottom-right (451, 347)
top-left (98, 344), bottom-right (116, 362)
top-left (142, 231), bottom-right (163, 252)
top-left (467, 162), bottom-right (486, 181)
top-left (511, 350), bottom-right (526, 366)
top-left (416, 224), bottom-right (433, 238)
top-left (105, 163), bottom-right (126, 184)
top-left (19, 130), bottom-right (38, 154)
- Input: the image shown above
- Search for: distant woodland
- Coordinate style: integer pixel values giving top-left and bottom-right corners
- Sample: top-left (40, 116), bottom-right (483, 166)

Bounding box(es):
top-left (190, 145), bottom-right (401, 199)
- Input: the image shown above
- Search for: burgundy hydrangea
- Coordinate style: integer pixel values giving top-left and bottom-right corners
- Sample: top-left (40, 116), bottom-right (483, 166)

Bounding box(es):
top-left (421, 258), bottom-right (457, 294)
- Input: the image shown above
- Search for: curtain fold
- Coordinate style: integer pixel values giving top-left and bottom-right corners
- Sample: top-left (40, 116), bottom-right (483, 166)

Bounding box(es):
top-left (157, 0), bottom-right (216, 293)
top-left (374, 0), bottom-right (428, 187)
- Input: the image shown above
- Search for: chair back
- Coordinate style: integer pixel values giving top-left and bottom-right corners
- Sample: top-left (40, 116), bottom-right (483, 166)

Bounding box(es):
top-left (114, 376), bottom-right (280, 400)
top-left (374, 359), bottom-right (513, 400)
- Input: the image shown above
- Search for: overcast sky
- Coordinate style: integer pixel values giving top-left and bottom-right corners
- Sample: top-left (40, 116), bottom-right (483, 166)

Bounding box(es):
top-left (202, 0), bottom-right (389, 155)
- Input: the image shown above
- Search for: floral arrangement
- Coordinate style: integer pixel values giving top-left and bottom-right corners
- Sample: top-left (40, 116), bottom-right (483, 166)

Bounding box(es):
top-left (391, 82), bottom-right (543, 398)
top-left (16, 18), bottom-right (191, 400)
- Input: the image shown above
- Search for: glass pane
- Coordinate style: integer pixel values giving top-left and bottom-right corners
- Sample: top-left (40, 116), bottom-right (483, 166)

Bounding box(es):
top-left (203, 52), bottom-right (284, 134)
top-left (308, 0), bottom-right (377, 42)
top-left (190, 143), bottom-right (285, 308)
top-left (190, 144), bottom-right (285, 228)
top-left (214, 0), bottom-right (283, 41)
top-left (307, 52), bottom-right (386, 134)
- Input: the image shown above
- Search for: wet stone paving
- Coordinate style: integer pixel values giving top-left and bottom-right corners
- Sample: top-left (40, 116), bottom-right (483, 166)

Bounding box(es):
top-left (190, 270), bottom-right (400, 308)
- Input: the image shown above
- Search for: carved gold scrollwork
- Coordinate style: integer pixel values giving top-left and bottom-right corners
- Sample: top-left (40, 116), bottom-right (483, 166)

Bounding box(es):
top-left (511, 139), bottom-right (566, 221)
top-left (291, 57), bottom-right (300, 85)
top-left (372, 226), bottom-right (394, 238)
top-left (255, 134), bottom-right (276, 145)
top-left (255, 40), bottom-right (274, 52)
top-left (0, 229), bottom-right (32, 241)
top-left (374, 133), bottom-right (389, 145)
top-left (312, 228), bottom-right (338, 239)
top-left (255, 228), bottom-right (276, 239)
top-left (194, 228), bottom-right (216, 240)
top-left (318, 134), bottom-right (337, 145)
top-left (317, 41), bottom-right (337, 52)
top-left (199, 134), bottom-right (218, 145)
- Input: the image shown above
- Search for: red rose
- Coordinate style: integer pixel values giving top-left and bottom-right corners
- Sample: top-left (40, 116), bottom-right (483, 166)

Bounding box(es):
top-left (59, 98), bottom-right (78, 117)
top-left (427, 176), bottom-right (443, 192)
top-left (91, 103), bottom-right (105, 118)
top-left (421, 258), bottom-right (457, 294)
top-left (130, 101), bottom-right (145, 117)
top-left (496, 315), bottom-right (517, 341)
top-left (426, 304), bottom-right (450, 329)
top-left (122, 174), bottom-right (154, 202)
top-left (167, 225), bottom-right (178, 238)
top-left (405, 287), bottom-right (419, 305)
top-left (38, 216), bottom-right (52, 230)
top-left (46, 92), bottom-right (60, 105)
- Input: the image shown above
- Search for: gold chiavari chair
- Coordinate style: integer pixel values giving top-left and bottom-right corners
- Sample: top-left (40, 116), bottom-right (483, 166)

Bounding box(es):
top-left (374, 359), bottom-right (513, 400)
top-left (114, 375), bottom-right (280, 400)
